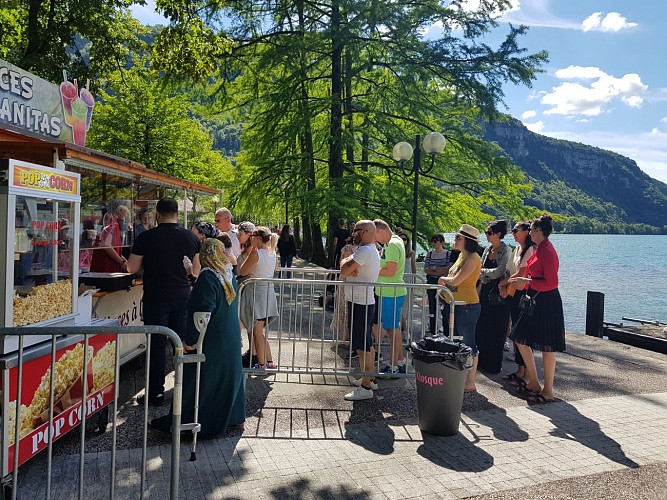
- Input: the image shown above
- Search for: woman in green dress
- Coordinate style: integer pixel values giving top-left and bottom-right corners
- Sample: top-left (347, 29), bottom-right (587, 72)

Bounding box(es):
top-left (150, 238), bottom-right (245, 437)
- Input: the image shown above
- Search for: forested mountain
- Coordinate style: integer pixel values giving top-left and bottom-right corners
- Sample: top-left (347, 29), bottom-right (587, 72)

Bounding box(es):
top-left (484, 118), bottom-right (667, 231)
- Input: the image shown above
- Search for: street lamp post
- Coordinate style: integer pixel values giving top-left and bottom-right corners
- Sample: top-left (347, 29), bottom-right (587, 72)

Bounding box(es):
top-left (392, 132), bottom-right (446, 252)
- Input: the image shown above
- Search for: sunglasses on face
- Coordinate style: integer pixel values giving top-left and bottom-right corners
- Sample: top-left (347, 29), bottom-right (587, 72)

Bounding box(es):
top-left (400, 237), bottom-right (408, 242)
top-left (353, 228), bottom-right (366, 234)
top-left (432, 239), bottom-right (443, 243)
top-left (485, 230), bottom-right (494, 236)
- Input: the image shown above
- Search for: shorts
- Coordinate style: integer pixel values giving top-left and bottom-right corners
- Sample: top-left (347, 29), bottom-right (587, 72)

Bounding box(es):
top-left (373, 296), bottom-right (406, 330)
top-left (347, 302), bottom-right (374, 352)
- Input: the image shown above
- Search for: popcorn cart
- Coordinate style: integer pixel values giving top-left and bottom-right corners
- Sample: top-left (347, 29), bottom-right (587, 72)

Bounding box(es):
top-left (0, 58), bottom-right (218, 479)
top-left (0, 158), bottom-right (117, 474)
top-left (0, 158), bottom-right (81, 346)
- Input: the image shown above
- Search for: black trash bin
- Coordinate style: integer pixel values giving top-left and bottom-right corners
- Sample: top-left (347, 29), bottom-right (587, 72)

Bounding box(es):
top-left (411, 336), bottom-right (472, 436)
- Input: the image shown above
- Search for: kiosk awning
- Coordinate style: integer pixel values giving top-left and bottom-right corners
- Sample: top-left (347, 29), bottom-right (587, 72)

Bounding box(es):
top-left (0, 124), bottom-right (219, 196)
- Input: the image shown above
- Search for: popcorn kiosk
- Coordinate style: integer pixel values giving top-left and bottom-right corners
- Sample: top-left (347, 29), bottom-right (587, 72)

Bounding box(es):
top-left (0, 158), bottom-right (118, 475)
top-left (0, 158), bottom-right (81, 344)
top-left (0, 58), bottom-right (218, 478)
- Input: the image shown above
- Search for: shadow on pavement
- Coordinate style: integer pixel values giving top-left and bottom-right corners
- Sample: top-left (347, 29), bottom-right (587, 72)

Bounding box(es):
top-left (344, 402), bottom-right (395, 455)
top-left (417, 430), bottom-right (494, 472)
top-left (537, 401), bottom-right (640, 469)
top-left (269, 478), bottom-right (371, 499)
top-left (464, 392), bottom-right (530, 442)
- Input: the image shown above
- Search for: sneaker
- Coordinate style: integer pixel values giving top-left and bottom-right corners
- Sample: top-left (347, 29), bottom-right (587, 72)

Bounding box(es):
top-left (378, 364), bottom-right (406, 379)
top-left (137, 393), bottom-right (165, 406)
top-left (265, 361), bottom-right (278, 370)
top-left (344, 386), bottom-right (374, 401)
top-left (242, 350), bottom-right (258, 368)
top-left (352, 378), bottom-right (378, 390)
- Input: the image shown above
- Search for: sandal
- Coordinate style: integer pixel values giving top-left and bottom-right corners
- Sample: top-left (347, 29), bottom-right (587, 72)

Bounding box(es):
top-left (516, 385), bottom-right (539, 395)
top-left (527, 393), bottom-right (555, 404)
top-left (510, 378), bottom-right (528, 388)
top-left (502, 373), bottom-right (520, 381)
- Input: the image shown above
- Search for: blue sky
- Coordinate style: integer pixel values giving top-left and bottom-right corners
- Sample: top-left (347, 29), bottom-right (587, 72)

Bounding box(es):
top-left (130, 0), bottom-right (667, 183)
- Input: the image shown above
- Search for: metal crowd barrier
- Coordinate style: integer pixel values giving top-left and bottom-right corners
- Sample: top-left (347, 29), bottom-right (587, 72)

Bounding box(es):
top-left (0, 325), bottom-right (194, 500)
top-left (238, 274), bottom-right (456, 379)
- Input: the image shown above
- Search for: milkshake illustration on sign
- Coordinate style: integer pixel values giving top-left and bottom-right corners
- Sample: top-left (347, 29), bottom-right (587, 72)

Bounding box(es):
top-left (60, 72), bottom-right (95, 146)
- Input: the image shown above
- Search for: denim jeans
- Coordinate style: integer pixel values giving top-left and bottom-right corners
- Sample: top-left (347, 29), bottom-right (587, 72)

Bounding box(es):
top-left (143, 299), bottom-right (188, 397)
top-left (280, 255), bottom-right (293, 278)
top-left (442, 302), bottom-right (481, 355)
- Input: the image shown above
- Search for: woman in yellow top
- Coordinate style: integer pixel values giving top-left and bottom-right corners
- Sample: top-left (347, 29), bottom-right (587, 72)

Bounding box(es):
top-left (438, 224), bottom-right (482, 392)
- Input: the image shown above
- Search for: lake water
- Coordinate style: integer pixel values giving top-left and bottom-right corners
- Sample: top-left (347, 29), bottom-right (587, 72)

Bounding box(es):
top-left (429, 234), bottom-right (667, 333)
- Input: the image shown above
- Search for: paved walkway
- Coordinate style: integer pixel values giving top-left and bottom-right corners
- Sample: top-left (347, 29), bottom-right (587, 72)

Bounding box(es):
top-left (16, 329), bottom-right (667, 499)
top-left (19, 390), bottom-right (667, 499)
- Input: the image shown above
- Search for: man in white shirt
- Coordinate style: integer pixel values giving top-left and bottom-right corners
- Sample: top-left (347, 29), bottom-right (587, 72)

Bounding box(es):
top-left (340, 220), bottom-right (381, 401)
top-left (214, 207), bottom-right (241, 256)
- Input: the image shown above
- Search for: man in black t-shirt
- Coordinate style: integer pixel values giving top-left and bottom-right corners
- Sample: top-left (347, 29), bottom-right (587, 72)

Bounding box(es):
top-left (124, 198), bottom-right (200, 405)
top-left (332, 218), bottom-right (350, 268)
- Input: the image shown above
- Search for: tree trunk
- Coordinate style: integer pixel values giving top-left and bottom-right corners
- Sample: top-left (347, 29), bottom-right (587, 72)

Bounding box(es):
top-left (327, 0), bottom-right (344, 268)
top-left (22, 0), bottom-right (44, 70)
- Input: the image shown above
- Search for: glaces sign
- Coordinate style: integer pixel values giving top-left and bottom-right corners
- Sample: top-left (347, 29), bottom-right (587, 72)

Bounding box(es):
top-left (0, 59), bottom-right (94, 146)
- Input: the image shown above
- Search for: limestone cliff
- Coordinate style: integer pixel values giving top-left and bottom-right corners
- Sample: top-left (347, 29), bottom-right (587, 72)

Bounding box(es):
top-left (484, 118), bottom-right (667, 228)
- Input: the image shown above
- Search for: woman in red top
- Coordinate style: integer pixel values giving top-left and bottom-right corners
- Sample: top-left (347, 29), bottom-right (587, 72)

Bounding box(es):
top-left (509, 214), bottom-right (565, 403)
top-left (90, 211), bottom-right (125, 272)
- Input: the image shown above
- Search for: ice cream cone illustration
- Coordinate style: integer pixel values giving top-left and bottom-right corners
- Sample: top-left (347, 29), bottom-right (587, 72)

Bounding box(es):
top-left (70, 97), bottom-right (89, 146)
top-left (80, 80), bottom-right (95, 130)
top-left (60, 71), bottom-right (77, 126)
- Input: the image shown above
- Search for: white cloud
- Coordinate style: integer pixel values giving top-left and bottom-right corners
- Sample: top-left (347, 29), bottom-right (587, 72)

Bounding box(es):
top-left (499, 0), bottom-right (581, 30)
top-left (523, 120), bottom-right (544, 133)
top-left (554, 66), bottom-right (606, 80)
top-left (541, 66), bottom-right (647, 117)
top-left (582, 12), bottom-right (638, 32)
top-left (521, 110), bottom-right (537, 119)
top-left (660, 117), bottom-right (667, 123)
top-left (457, 0), bottom-right (521, 17)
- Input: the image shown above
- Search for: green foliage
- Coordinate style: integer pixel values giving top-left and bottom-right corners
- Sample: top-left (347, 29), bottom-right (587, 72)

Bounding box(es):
top-left (148, 0), bottom-right (548, 256)
top-left (86, 65), bottom-right (233, 191)
top-left (0, 2), bottom-right (25, 60)
top-left (0, 1), bottom-right (148, 87)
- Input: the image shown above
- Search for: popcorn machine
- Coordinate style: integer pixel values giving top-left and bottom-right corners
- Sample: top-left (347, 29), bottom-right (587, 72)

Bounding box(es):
top-left (0, 158), bottom-right (81, 353)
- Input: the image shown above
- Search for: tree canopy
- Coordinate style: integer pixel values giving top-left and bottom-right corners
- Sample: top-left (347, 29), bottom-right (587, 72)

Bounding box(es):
top-left (150, 0), bottom-right (547, 262)
top-left (0, 0), bottom-right (147, 87)
top-left (86, 65), bottom-right (233, 191)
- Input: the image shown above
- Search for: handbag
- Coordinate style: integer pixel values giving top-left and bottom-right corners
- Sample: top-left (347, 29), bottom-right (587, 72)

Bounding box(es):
top-left (519, 291), bottom-right (540, 317)
top-left (486, 280), bottom-right (506, 306)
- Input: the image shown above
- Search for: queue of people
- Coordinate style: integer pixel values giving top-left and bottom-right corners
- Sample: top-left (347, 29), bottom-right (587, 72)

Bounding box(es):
top-left (125, 201), bottom-right (563, 438)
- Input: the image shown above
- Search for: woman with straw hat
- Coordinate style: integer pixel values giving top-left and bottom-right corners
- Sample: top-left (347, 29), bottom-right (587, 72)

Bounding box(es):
top-left (438, 224), bottom-right (482, 392)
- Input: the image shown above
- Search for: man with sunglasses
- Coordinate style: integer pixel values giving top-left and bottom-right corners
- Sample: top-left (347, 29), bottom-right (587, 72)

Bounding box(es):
top-left (340, 220), bottom-right (381, 401)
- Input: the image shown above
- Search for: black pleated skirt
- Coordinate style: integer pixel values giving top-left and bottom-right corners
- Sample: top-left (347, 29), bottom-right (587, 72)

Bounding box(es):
top-left (510, 288), bottom-right (566, 352)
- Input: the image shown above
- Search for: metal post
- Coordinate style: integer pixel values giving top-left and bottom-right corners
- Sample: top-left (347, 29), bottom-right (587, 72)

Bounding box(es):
top-left (411, 134), bottom-right (420, 253)
top-left (586, 291), bottom-right (605, 337)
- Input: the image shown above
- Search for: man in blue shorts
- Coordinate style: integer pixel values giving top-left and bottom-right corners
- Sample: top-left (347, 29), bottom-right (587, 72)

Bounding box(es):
top-left (340, 220), bottom-right (381, 401)
top-left (372, 219), bottom-right (407, 377)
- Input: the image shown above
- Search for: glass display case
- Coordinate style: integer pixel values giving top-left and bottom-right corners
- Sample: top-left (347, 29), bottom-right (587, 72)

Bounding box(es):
top-left (0, 159), bottom-right (81, 352)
